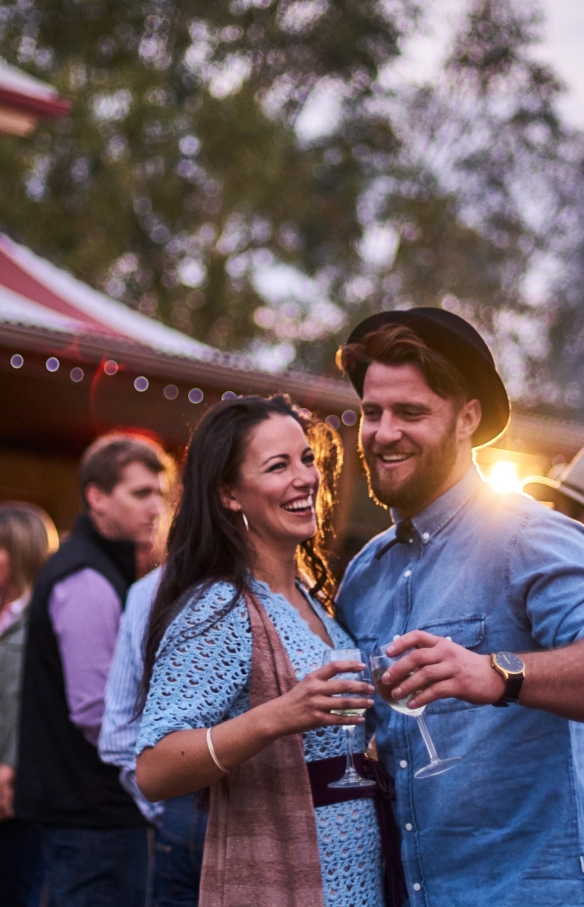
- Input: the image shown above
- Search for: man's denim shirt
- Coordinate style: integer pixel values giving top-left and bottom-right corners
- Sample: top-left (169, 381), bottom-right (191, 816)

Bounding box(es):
top-left (338, 465), bottom-right (584, 907)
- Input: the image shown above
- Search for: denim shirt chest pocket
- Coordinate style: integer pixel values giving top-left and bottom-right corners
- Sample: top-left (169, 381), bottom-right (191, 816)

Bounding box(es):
top-left (417, 615), bottom-right (486, 714)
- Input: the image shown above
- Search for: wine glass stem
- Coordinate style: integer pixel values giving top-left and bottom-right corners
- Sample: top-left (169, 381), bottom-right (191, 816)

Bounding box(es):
top-left (343, 724), bottom-right (357, 774)
top-left (415, 714), bottom-right (440, 762)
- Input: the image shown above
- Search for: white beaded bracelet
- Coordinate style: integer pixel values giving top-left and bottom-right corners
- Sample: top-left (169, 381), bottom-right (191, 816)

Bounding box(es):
top-left (206, 727), bottom-right (228, 774)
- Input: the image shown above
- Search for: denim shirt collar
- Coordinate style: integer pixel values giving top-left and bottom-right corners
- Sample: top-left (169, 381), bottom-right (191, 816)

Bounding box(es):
top-left (392, 464), bottom-right (484, 545)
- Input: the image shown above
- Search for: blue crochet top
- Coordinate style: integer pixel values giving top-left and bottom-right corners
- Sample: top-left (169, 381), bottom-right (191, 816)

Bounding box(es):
top-left (137, 578), bottom-right (384, 907)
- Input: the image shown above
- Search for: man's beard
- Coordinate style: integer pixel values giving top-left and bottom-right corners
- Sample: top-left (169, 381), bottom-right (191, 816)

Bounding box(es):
top-left (361, 418), bottom-right (459, 514)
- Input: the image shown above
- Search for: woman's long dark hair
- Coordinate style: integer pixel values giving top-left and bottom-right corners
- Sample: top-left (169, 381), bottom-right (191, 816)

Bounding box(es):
top-left (140, 394), bottom-right (342, 703)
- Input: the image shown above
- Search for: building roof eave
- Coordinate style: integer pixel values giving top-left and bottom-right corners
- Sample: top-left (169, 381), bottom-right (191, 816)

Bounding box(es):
top-left (0, 61), bottom-right (71, 120)
top-left (0, 85), bottom-right (71, 119)
top-left (0, 318), bottom-right (359, 413)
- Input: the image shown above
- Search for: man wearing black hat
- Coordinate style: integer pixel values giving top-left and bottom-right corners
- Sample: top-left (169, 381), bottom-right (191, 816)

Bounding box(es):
top-left (336, 308), bottom-right (584, 907)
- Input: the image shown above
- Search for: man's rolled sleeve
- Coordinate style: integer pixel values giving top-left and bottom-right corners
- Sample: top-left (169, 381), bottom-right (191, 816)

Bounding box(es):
top-left (508, 510), bottom-right (584, 648)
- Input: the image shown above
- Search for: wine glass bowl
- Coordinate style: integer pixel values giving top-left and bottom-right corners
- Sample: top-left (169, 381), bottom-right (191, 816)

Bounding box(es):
top-left (369, 641), bottom-right (462, 779)
top-left (370, 650), bottom-right (426, 717)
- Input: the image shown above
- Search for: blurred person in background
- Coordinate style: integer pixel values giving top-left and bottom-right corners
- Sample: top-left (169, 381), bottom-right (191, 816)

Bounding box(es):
top-left (0, 502), bottom-right (58, 907)
top-left (522, 447), bottom-right (584, 521)
top-left (15, 433), bottom-right (174, 907)
top-left (100, 567), bottom-right (207, 907)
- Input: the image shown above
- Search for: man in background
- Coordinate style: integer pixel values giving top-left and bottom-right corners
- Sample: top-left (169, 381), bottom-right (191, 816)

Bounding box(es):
top-left (100, 568), bottom-right (207, 907)
top-left (15, 433), bottom-right (173, 907)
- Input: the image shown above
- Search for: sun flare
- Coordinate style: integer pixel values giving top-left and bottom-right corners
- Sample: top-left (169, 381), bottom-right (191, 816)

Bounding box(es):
top-left (487, 460), bottom-right (522, 495)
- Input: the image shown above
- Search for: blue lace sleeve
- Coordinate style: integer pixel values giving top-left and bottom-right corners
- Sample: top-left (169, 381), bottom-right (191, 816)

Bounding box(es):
top-left (136, 582), bottom-right (251, 754)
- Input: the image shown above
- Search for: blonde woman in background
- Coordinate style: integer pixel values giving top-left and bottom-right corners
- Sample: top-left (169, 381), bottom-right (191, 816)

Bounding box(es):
top-left (0, 503), bottom-right (58, 906)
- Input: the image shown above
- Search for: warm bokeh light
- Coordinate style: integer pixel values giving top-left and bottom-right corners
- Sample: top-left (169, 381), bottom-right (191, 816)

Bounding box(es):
top-left (487, 461), bottom-right (522, 494)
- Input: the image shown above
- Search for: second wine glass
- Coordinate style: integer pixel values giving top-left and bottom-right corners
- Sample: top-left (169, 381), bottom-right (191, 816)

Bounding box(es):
top-left (370, 641), bottom-right (461, 779)
top-left (322, 648), bottom-right (375, 789)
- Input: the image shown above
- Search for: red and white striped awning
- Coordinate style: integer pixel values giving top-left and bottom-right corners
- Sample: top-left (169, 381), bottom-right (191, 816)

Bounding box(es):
top-left (0, 232), bottom-right (217, 362)
top-left (0, 60), bottom-right (71, 135)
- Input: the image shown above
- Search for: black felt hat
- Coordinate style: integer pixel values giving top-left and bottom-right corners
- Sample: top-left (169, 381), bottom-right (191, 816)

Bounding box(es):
top-left (343, 307), bottom-right (510, 448)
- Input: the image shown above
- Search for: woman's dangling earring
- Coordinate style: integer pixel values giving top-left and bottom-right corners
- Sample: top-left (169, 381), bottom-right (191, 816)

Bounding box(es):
top-left (241, 512), bottom-right (249, 532)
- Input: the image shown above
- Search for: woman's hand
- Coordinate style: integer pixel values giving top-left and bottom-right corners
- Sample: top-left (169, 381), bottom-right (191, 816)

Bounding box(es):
top-left (265, 660), bottom-right (374, 737)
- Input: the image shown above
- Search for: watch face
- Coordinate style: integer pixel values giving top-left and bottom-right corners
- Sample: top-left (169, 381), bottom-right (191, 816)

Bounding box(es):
top-left (494, 652), bottom-right (524, 674)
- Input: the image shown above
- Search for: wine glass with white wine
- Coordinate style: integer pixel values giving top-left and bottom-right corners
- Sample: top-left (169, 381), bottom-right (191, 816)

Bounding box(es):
top-left (370, 641), bottom-right (461, 779)
top-left (322, 648), bottom-right (376, 789)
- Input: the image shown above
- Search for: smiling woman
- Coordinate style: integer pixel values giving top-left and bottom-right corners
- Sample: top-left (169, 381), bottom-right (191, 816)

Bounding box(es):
top-left (135, 394), bottom-right (404, 907)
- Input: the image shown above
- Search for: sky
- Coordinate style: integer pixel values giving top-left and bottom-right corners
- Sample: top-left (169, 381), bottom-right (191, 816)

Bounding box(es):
top-left (538, 0), bottom-right (584, 127)
top-left (394, 0), bottom-right (584, 129)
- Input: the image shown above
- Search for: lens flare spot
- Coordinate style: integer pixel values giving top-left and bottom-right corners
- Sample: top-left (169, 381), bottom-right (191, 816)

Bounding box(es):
top-left (46, 357), bottom-right (60, 372)
top-left (342, 410), bottom-right (357, 426)
top-left (104, 359), bottom-right (118, 375)
top-left (134, 376), bottom-right (149, 392)
top-left (70, 367), bottom-right (84, 382)
top-left (326, 414), bottom-right (341, 430)
top-left (10, 354), bottom-right (23, 368)
top-left (188, 388), bottom-right (204, 404)
top-left (222, 391), bottom-right (236, 400)
top-left (164, 384), bottom-right (179, 400)
top-left (487, 461), bottom-right (522, 495)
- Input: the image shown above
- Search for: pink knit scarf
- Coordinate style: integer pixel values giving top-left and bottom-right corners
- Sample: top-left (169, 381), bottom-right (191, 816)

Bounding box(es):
top-left (199, 592), bottom-right (325, 907)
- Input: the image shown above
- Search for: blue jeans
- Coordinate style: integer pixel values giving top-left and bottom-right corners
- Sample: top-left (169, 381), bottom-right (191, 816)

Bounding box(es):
top-left (40, 825), bottom-right (150, 907)
top-left (153, 796), bottom-right (207, 907)
top-left (0, 817), bottom-right (44, 906)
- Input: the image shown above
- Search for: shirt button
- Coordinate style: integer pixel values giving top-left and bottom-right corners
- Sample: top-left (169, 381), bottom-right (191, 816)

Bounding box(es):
top-left (393, 634), bottom-right (400, 640)
top-left (422, 532), bottom-right (430, 540)
top-left (399, 759), bottom-right (408, 768)
top-left (404, 569), bottom-right (411, 578)
top-left (413, 883), bottom-right (421, 891)
top-left (405, 823), bottom-right (413, 831)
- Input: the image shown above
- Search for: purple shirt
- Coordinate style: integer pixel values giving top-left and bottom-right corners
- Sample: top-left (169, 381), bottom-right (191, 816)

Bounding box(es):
top-left (48, 568), bottom-right (121, 747)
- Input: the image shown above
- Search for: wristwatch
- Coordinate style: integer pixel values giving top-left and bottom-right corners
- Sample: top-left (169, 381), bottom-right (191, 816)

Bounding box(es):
top-left (490, 652), bottom-right (525, 707)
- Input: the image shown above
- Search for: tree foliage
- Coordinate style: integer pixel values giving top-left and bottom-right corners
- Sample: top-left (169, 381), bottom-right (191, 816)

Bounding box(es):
top-left (0, 0), bottom-right (580, 387)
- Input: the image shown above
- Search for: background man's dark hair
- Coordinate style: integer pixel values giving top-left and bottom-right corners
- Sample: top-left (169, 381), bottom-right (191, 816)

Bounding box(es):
top-left (79, 433), bottom-right (173, 509)
top-left (337, 323), bottom-right (472, 404)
